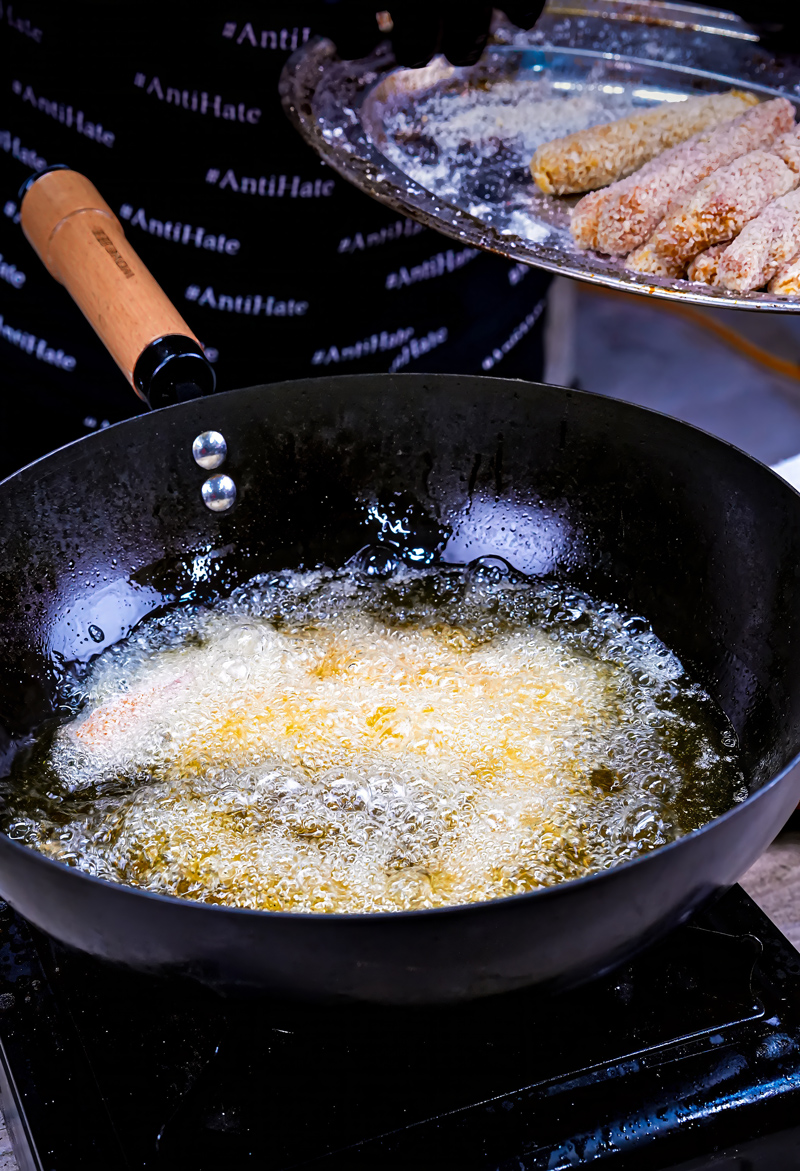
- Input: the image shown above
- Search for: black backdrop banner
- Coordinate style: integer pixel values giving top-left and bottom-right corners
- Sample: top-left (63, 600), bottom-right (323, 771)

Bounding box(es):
top-left (0, 1), bottom-right (551, 479)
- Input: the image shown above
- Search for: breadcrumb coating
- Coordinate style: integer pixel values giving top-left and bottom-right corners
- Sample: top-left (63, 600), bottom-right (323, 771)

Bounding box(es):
top-left (768, 252), bottom-right (800, 294)
top-left (568, 188), bottom-right (606, 251)
top-left (768, 127), bottom-right (800, 175)
top-left (532, 90), bottom-right (758, 196)
top-left (686, 243), bottom-right (729, 285)
top-left (571, 98), bottom-right (794, 255)
top-left (717, 185), bottom-right (800, 292)
top-left (626, 150), bottom-right (799, 278)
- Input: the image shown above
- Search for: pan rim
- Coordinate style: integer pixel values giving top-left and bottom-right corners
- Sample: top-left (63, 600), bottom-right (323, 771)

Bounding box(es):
top-left (3, 369), bottom-right (799, 491)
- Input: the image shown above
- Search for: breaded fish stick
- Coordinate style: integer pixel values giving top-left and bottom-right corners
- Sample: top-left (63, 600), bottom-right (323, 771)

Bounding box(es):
top-left (717, 186), bottom-right (800, 292)
top-left (769, 253), bottom-right (800, 294)
top-left (74, 679), bottom-right (184, 748)
top-left (626, 150), bottom-right (799, 278)
top-left (686, 243), bottom-right (729, 285)
top-left (572, 98), bottom-right (795, 254)
top-left (532, 90), bottom-right (758, 196)
top-left (688, 131), bottom-right (800, 289)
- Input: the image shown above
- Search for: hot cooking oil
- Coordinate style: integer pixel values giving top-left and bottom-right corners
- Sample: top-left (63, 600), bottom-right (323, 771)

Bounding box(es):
top-left (1, 562), bottom-right (745, 913)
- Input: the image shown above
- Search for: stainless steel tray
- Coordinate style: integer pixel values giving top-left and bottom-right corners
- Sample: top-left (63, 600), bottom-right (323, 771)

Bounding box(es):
top-left (280, 1), bottom-right (800, 312)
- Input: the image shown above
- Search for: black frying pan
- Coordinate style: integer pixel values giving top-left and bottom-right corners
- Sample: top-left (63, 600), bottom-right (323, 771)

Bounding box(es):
top-left (1, 170), bottom-right (799, 1005)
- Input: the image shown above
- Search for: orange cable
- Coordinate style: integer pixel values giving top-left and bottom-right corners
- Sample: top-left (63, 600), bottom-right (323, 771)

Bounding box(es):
top-left (582, 283), bottom-right (800, 385)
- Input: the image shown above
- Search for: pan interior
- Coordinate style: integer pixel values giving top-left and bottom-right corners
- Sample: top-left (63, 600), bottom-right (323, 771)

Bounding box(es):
top-left (1, 556), bottom-right (744, 913)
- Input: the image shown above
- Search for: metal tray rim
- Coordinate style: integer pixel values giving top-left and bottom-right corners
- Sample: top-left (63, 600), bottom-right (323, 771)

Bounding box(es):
top-left (281, 36), bottom-right (800, 314)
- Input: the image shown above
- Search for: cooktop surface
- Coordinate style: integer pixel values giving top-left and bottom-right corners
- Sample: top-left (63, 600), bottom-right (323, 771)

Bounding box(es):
top-left (0, 884), bottom-right (799, 1170)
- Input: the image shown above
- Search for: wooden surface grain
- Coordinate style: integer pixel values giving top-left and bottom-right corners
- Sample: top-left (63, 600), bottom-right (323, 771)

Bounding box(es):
top-left (739, 831), bottom-right (800, 949)
top-left (20, 169), bottom-right (201, 394)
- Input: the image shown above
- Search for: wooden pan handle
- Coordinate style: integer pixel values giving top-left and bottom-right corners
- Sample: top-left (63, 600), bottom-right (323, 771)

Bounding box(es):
top-left (20, 167), bottom-right (215, 407)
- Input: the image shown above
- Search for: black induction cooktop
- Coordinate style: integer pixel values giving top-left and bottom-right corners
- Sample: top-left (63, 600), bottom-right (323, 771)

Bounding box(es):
top-left (0, 879), bottom-right (799, 1171)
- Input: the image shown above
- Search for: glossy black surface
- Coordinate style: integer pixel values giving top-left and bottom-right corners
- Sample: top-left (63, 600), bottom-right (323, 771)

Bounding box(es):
top-left (0, 374), bottom-right (800, 1001)
top-left (16, 163), bottom-right (70, 202)
top-left (132, 333), bottom-right (216, 408)
top-left (1, 885), bottom-right (800, 1170)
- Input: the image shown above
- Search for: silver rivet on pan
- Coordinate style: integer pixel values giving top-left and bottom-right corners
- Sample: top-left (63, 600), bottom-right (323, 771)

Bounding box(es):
top-left (202, 474), bottom-right (237, 512)
top-left (192, 430), bottom-right (227, 470)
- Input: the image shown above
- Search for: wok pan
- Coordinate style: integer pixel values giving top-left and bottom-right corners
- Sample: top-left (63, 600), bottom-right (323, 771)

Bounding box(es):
top-left (1, 169), bottom-right (800, 1005)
